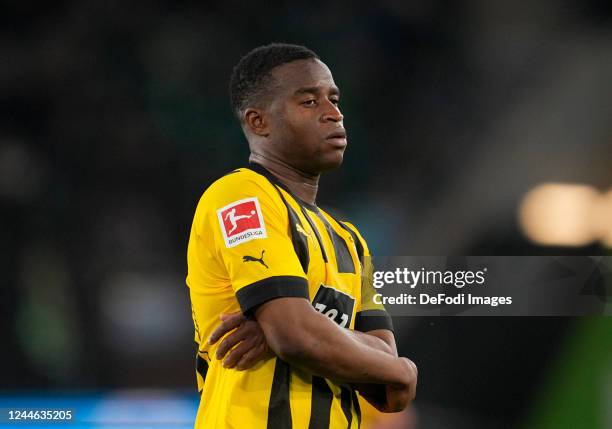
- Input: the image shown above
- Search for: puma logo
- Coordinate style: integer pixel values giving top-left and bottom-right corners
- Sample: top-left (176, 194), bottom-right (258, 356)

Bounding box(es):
top-left (242, 250), bottom-right (269, 269)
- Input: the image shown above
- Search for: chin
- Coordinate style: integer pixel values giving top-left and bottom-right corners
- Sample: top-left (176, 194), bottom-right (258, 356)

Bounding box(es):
top-left (318, 153), bottom-right (344, 172)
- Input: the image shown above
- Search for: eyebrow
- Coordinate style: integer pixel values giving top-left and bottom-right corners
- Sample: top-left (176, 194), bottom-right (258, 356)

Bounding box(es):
top-left (294, 86), bottom-right (340, 97)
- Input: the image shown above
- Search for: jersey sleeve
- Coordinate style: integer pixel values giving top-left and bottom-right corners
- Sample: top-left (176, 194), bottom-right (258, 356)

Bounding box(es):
top-left (342, 222), bottom-right (394, 333)
top-left (196, 172), bottom-right (309, 315)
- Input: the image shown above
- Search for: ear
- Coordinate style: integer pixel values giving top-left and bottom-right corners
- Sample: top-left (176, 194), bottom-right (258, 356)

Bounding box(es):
top-left (244, 108), bottom-right (270, 137)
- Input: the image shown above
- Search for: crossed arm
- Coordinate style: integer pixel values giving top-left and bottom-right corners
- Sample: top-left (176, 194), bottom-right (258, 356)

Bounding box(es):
top-left (208, 297), bottom-right (417, 412)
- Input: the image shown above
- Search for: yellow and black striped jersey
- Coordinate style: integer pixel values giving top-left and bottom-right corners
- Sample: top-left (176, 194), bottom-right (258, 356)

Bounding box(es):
top-left (186, 163), bottom-right (392, 429)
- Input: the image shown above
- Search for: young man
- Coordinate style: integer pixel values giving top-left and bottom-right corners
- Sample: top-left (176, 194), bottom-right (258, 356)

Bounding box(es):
top-left (186, 43), bottom-right (417, 429)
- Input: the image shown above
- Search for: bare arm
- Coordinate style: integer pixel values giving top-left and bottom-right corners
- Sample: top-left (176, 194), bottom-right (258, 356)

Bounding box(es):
top-left (210, 306), bottom-right (416, 411)
top-left (210, 318), bottom-right (397, 369)
top-left (348, 329), bottom-right (397, 356)
top-left (254, 297), bottom-right (416, 391)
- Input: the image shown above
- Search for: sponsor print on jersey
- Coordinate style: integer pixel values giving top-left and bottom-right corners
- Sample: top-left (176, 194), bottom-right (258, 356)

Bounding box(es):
top-left (217, 197), bottom-right (267, 248)
top-left (312, 284), bottom-right (356, 328)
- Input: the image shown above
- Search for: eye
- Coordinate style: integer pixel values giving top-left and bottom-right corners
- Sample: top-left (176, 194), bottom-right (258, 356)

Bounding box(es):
top-left (330, 98), bottom-right (340, 106)
top-left (302, 99), bottom-right (317, 106)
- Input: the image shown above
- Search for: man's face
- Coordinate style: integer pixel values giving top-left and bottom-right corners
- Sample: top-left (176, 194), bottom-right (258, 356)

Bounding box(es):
top-left (265, 59), bottom-right (347, 174)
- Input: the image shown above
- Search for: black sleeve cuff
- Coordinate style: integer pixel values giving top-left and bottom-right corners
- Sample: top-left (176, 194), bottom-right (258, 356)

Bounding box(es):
top-left (354, 309), bottom-right (394, 333)
top-left (236, 276), bottom-right (309, 315)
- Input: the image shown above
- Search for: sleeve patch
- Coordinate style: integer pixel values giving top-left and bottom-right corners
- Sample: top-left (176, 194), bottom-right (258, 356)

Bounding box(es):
top-left (217, 197), bottom-right (268, 248)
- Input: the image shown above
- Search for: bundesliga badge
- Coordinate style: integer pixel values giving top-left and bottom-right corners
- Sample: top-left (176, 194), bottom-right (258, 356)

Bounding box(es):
top-left (217, 197), bottom-right (267, 248)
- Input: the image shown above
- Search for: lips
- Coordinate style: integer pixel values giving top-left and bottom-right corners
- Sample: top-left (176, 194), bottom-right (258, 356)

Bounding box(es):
top-left (326, 129), bottom-right (347, 140)
top-left (325, 129), bottom-right (348, 148)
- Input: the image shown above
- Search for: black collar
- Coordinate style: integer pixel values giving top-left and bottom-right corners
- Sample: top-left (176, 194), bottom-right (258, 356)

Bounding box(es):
top-left (246, 162), bottom-right (319, 212)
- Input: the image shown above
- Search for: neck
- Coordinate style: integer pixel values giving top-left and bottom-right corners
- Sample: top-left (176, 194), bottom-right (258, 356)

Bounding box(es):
top-left (249, 153), bottom-right (319, 205)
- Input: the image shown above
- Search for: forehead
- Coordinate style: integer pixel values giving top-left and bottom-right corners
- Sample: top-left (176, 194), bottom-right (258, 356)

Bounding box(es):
top-left (270, 59), bottom-right (336, 94)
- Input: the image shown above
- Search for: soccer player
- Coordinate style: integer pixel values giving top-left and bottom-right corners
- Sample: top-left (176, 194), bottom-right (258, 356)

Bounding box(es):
top-left (186, 43), bottom-right (417, 429)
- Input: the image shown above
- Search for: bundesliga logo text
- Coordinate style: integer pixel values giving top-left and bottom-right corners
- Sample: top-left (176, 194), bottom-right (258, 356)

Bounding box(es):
top-left (217, 197), bottom-right (267, 248)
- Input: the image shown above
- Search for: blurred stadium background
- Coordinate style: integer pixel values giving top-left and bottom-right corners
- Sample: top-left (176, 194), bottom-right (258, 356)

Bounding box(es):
top-left (1, 1), bottom-right (610, 428)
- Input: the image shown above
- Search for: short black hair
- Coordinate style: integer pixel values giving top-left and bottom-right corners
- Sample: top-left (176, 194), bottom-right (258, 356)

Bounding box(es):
top-left (229, 43), bottom-right (319, 121)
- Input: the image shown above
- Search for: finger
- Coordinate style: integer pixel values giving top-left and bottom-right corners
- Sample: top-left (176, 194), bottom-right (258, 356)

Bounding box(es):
top-left (236, 343), bottom-right (267, 371)
top-left (215, 312), bottom-right (245, 334)
top-left (208, 313), bottom-right (245, 344)
top-left (215, 318), bottom-right (261, 347)
top-left (220, 311), bottom-right (243, 322)
top-left (216, 330), bottom-right (247, 359)
top-left (222, 340), bottom-right (254, 368)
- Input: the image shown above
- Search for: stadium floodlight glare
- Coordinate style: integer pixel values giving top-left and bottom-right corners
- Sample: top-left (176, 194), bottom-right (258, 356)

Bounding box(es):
top-left (595, 189), bottom-right (612, 247)
top-left (518, 183), bottom-right (601, 246)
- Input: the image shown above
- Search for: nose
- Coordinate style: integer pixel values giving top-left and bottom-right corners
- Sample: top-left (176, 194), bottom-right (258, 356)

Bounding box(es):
top-left (321, 100), bottom-right (343, 123)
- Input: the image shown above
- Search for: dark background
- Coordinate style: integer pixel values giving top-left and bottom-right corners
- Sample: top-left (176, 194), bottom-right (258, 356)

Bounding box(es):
top-left (1, 1), bottom-right (611, 428)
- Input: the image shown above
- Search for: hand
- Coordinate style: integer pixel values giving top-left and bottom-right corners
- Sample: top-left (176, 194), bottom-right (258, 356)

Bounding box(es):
top-left (383, 358), bottom-right (418, 412)
top-left (356, 357), bottom-right (418, 413)
top-left (208, 312), bottom-right (271, 370)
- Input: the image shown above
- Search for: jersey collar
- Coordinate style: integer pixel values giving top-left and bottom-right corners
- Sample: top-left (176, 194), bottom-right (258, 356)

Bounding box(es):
top-left (245, 162), bottom-right (320, 212)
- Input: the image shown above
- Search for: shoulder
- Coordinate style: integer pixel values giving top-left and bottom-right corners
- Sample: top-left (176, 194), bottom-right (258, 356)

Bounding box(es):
top-left (192, 168), bottom-right (287, 234)
top-left (198, 168), bottom-right (285, 210)
top-left (204, 168), bottom-right (272, 198)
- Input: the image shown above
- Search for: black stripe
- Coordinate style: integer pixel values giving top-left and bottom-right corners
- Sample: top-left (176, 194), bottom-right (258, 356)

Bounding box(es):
top-left (335, 220), bottom-right (365, 266)
top-left (340, 386), bottom-right (353, 428)
top-left (309, 376), bottom-right (333, 429)
top-left (196, 354), bottom-right (208, 391)
top-left (192, 305), bottom-right (202, 344)
top-left (269, 181), bottom-right (311, 274)
top-left (351, 390), bottom-right (361, 428)
top-left (314, 212), bottom-right (355, 274)
top-left (268, 359), bottom-right (292, 429)
top-left (236, 276), bottom-right (309, 316)
top-left (285, 204), bottom-right (311, 274)
top-left (354, 309), bottom-right (394, 333)
top-left (299, 206), bottom-right (329, 263)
